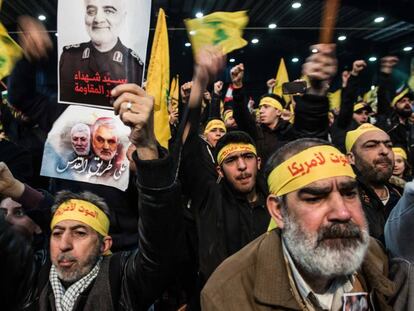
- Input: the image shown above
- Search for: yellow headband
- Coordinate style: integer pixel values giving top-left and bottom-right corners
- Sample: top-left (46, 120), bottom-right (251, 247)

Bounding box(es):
top-left (345, 123), bottom-right (384, 153)
top-left (217, 143), bottom-right (257, 165)
top-left (393, 147), bottom-right (407, 160)
top-left (268, 145), bottom-right (355, 196)
top-left (204, 119), bottom-right (226, 135)
top-left (391, 88), bottom-right (410, 106)
top-left (223, 110), bottom-right (233, 123)
top-left (353, 102), bottom-right (366, 112)
top-left (259, 97), bottom-right (283, 112)
top-left (51, 199), bottom-right (110, 237)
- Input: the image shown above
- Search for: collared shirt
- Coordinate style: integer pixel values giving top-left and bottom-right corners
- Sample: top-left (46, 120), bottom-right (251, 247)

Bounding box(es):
top-left (282, 240), bottom-right (354, 311)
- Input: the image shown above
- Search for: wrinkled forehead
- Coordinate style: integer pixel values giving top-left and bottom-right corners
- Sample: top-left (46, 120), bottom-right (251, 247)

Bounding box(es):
top-left (288, 175), bottom-right (358, 198)
top-left (84, 0), bottom-right (125, 12)
top-left (355, 130), bottom-right (390, 148)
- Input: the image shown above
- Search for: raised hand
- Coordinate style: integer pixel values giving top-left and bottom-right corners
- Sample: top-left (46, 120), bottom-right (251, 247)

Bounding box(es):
top-left (112, 84), bottom-right (158, 160)
top-left (17, 16), bottom-right (53, 61)
top-left (0, 162), bottom-right (24, 199)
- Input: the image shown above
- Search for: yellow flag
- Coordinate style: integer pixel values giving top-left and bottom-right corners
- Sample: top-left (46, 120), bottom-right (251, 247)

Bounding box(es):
top-left (273, 58), bottom-right (290, 104)
top-left (327, 89), bottom-right (341, 110)
top-left (169, 74), bottom-right (179, 112)
top-left (0, 0), bottom-right (22, 81)
top-left (184, 11), bottom-right (249, 55)
top-left (146, 8), bottom-right (171, 149)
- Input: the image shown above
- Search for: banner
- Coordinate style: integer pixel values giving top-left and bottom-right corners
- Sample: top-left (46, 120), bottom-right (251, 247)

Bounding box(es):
top-left (57, 0), bottom-right (151, 108)
top-left (41, 106), bottom-right (131, 191)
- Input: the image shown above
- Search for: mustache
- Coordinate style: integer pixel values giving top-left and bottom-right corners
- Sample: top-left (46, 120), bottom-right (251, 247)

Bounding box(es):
top-left (373, 157), bottom-right (392, 166)
top-left (57, 254), bottom-right (77, 262)
top-left (317, 222), bottom-right (362, 245)
top-left (236, 173), bottom-right (252, 180)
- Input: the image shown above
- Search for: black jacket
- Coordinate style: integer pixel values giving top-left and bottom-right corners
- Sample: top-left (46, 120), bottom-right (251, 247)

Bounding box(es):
top-left (20, 148), bottom-right (184, 311)
top-left (181, 127), bottom-right (270, 283)
top-left (331, 75), bottom-right (361, 153)
top-left (356, 171), bottom-right (401, 245)
top-left (375, 72), bottom-right (414, 165)
top-left (232, 87), bottom-right (330, 165)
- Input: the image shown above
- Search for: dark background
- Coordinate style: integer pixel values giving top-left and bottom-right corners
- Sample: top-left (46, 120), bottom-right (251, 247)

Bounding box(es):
top-left (1, 0), bottom-right (413, 100)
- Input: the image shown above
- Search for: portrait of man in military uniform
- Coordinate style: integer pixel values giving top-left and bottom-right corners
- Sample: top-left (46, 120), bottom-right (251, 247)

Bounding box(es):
top-left (59, 0), bottom-right (145, 108)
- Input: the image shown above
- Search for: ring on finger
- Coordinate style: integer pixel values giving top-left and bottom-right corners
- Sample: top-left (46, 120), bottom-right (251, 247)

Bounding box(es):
top-left (126, 101), bottom-right (132, 111)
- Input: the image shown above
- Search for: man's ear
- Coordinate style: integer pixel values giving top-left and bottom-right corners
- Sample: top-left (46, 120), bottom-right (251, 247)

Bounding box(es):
top-left (266, 194), bottom-right (285, 229)
top-left (101, 236), bottom-right (113, 255)
top-left (346, 152), bottom-right (355, 165)
top-left (257, 156), bottom-right (262, 171)
top-left (216, 165), bottom-right (224, 178)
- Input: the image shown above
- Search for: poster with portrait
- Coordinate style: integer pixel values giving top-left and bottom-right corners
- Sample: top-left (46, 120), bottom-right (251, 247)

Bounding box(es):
top-left (40, 105), bottom-right (131, 191)
top-left (57, 0), bottom-right (151, 108)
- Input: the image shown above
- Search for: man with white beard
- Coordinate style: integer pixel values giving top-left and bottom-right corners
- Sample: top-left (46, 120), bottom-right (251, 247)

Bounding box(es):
top-left (202, 138), bottom-right (396, 311)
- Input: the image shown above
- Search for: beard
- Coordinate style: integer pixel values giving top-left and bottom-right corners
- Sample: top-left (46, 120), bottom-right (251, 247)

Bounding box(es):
top-left (355, 153), bottom-right (393, 184)
top-left (396, 105), bottom-right (412, 118)
top-left (54, 245), bottom-right (101, 283)
top-left (282, 209), bottom-right (369, 278)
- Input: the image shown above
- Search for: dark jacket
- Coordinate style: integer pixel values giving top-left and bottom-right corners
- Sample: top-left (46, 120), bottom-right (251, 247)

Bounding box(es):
top-left (232, 87), bottom-right (330, 164)
top-left (21, 148), bottom-right (184, 311)
top-left (202, 229), bottom-right (396, 311)
top-left (8, 57), bottom-right (140, 252)
top-left (181, 126), bottom-right (270, 282)
top-left (375, 72), bottom-right (414, 165)
top-left (331, 75), bottom-right (361, 153)
top-left (59, 39), bottom-right (144, 107)
top-left (356, 172), bottom-right (401, 245)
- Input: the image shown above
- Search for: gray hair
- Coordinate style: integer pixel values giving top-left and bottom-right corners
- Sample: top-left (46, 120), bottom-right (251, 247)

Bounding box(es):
top-left (51, 190), bottom-right (110, 219)
top-left (70, 123), bottom-right (91, 137)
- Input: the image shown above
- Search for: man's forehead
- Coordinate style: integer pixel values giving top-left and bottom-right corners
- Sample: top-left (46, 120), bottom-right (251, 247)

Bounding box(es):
top-left (298, 175), bottom-right (357, 191)
top-left (357, 130), bottom-right (390, 145)
top-left (52, 219), bottom-right (93, 231)
top-left (225, 150), bottom-right (255, 159)
top-left (84, 0), bottom-right (125, 10)
top-left (0, 197), bottom-right (21, 209)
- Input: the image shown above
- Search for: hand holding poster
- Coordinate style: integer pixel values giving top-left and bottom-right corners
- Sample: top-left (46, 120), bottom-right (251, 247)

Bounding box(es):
top-left (41, 105), bottom-right (131, 191)
top-left (57, 0), bottom-right (151, 108)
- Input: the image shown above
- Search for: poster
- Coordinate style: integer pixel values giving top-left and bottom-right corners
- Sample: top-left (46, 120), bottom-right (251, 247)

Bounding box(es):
top-left (41, 105), bottom-right (131, 191)
top-left (57, 0), bottom-right (151, 108)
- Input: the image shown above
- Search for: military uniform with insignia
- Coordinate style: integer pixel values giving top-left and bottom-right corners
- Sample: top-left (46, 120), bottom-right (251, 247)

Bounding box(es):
top-left (59, 39), bottom-right (144, 107)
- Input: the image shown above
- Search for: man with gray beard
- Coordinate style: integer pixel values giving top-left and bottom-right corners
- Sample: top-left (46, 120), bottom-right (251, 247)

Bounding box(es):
top-left (345, 123), bottom-right (401, 244)
top-left (202, 138), bottom-right (395, 311)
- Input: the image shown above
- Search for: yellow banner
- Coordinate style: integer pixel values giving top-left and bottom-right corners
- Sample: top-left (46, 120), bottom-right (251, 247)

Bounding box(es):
top-left (146, 8), bottom-right (171, 149)
top-left (185, 11), bottom-right (249, 55)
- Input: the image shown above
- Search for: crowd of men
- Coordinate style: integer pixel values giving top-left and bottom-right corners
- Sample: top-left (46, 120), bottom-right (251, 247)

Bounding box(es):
top-left (0, 13), bottom-right (414, 311)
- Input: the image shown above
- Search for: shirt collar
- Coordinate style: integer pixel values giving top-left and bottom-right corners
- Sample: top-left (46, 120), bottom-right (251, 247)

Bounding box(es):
top-left (282, 239), bottom-right (353, 310)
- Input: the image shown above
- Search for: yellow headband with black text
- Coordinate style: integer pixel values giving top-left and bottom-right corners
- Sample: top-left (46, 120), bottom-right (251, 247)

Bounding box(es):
top-left (268, 145), bottom-right (355, 196)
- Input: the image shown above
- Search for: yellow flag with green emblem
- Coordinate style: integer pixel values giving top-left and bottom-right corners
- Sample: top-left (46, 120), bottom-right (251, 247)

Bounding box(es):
top-left (184, 11), bottom-right (249, 55)
top-left (146, 8), bottom-right (171, 149)
top-left (273, 58), bottom-right (290, 104)
top-left (0, 0), bottom-right (22, 80)
top-left (169, 74), bottom-right (179, 112)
